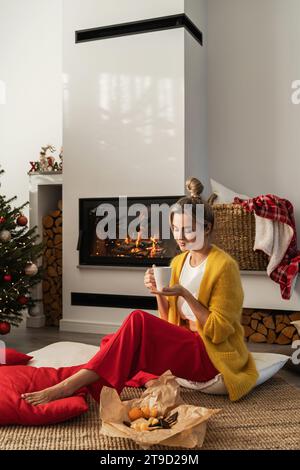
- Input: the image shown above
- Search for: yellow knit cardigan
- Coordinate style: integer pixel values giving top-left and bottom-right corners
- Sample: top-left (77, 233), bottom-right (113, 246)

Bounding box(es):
top-left (166, 244), bottom-right (259, 401)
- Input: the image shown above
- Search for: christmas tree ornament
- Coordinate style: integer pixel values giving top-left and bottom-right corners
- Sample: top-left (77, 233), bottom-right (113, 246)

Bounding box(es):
top-left (16, 215), bottom-right (28, 226)
top-left (17, 295), bottom-right (29, 305)
top-left (0, 216), bottom-right (6, 224)
top-left (0, 321), bottom-right (11, 335)
top-left (0, 229), bottom-right (11, 242)
top-left (3, 274), bottom-right (12, 282)
top-left (24, 262), bottom-right (38, 277)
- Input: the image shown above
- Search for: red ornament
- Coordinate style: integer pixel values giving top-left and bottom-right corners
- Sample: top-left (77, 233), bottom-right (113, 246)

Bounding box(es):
top-left (0, 217), bottom-right (6, 224)
top-left (0, 322), bottom-right (11, 335)
top-left (17, 295), bottom-right (29, 305)
top-left (17, 215), bottom-right (28, 226)
top-left (3, 274), bottom-right (12, 282)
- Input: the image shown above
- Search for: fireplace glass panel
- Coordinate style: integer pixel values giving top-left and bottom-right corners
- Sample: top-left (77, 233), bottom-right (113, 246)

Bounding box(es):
top-left (79, 197), bottom-right (182, 267)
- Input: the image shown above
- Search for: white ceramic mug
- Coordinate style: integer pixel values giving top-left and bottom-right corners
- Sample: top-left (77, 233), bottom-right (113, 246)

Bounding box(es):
top-left (153, 266), bottom-right (172, 291)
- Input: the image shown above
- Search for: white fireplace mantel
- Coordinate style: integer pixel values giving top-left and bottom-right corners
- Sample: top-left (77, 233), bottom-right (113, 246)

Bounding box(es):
top-left (27, 172), bottom-right (63, 328)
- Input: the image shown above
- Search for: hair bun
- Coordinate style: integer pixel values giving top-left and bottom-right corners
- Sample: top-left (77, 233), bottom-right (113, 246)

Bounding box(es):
top-left (186, 177), bottom-right (204, 199)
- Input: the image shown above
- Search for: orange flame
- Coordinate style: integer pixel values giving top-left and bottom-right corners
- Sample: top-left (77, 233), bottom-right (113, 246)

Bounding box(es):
top-left (135, 231), bottom-right (142, 248)
top-left (149, 237), bottom-right (158, 257)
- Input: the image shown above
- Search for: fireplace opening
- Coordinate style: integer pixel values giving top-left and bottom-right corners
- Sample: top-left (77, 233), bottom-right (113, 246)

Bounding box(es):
top-left (79, 196), bottom-right (182, 267)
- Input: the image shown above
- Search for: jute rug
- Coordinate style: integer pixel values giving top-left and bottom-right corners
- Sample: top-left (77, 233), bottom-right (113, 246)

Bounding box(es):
top-left (0, 377), bottom-right (299, 450)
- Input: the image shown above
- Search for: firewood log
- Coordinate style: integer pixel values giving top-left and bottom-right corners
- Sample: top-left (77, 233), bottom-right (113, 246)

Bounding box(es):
top-left (244, 325), bottom-right (255, 337)
top-left (267, 329), bottom-right (276, 344)
top-left (55, 217), bottom-right (62, 227)
top-left (46, 229), bottom-right (54, 239)
top-left (43, 215), bottom-right (54, 228)
top-left (47, 266), bottom-right (57, 277)
top-left (276, 333), bottom-right (291, 345)
top-left (242, 309), bottom-right (255, 316)
top-left (50, 210), bottom-right (61, 218)
top-left (249, 332), bottom-right (266, 343)
top-left (241, 316), bottom-right (251, 326)
top-left (54, 234), bottom-right (62, 246)
top-left (276, 323), bottom-right (286, 333)
top-left (263, 316), bottom-right (275, 329)
top-left (289, 312), bottom-right (300, 322)
top-left (281, 326), bottom-right (295, 339)
top-left (251, 312), bottom-right (262, 320)
top-left (257, 323), bottom-right (268, 336)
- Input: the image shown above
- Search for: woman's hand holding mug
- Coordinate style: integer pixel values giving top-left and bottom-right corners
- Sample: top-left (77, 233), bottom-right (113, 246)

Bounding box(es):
top-left (144, 265), bottom-right (157, 294)
top-left (144, 264), bottom-right (173, 295)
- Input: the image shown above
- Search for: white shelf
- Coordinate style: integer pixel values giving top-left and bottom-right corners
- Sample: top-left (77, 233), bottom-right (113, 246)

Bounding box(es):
top-left (241, 271), bottom-right (300, 311)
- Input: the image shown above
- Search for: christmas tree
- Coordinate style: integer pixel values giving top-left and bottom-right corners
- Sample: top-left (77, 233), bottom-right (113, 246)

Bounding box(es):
top-left (0, 168), bottom-right (43, 334)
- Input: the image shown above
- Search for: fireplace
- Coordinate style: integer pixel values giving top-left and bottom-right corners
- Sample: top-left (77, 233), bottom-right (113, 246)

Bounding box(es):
top-left (78, 196), bottom-right (182, 267)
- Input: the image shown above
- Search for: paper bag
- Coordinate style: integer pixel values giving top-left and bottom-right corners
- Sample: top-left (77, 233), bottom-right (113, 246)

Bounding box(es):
top-left (99, 370), bottom-right (220, 449)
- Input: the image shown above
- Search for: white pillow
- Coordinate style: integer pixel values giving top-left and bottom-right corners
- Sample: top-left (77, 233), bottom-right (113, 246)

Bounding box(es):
top-left (28, 341), bottom-right (99, 368)
top-left (176, 352), bottom-right (290, 395)
top-left (210, 178), bottom-right (250, 204)
top-left (28, 343), bottom-right (290, 396)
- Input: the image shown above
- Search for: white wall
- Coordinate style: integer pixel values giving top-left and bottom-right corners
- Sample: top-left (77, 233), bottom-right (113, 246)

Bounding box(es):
top-left (208, 0), bottom-right (300, 240)
top-left (61, 0), bottom-right (208, 332)
top-left (184, 0), bottom-right (210, 198)
top-left (0, 0), bottom-right (62, 216)
top-left (185, 0), bottom-right (207, 33)
top-left (64, 0), bottom-right (185, 30)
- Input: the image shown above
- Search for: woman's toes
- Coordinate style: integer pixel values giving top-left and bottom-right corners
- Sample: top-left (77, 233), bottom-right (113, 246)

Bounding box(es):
top-left (24, 396), bottom-right (36, 404)
top-left (21, 384), bottom-right (69, 405)
top-left (22, 392), bottom-right (42, 404)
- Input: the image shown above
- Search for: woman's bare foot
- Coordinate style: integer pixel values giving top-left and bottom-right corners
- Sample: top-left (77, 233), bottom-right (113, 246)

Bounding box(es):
top-left (21, 369), bottom-right (100, 406)
top-left (21, 382), bottom-right (72, 405)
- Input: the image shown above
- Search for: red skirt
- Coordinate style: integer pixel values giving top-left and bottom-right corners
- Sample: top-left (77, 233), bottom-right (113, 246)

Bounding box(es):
top-left (83, 310), bottom-right (218, 402)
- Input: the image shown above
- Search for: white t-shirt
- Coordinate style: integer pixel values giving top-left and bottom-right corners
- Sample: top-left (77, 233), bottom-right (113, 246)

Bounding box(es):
top-left (177, 253), bottom-right (208, 322)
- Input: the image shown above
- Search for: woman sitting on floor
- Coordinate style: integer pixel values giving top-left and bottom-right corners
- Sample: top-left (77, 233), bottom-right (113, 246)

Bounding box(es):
top-left (22, 177), bottom-right (258, 405)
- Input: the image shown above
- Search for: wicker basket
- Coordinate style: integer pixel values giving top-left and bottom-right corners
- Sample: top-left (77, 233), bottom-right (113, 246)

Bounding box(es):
top-left (211, 204), bottom-right (269, 271)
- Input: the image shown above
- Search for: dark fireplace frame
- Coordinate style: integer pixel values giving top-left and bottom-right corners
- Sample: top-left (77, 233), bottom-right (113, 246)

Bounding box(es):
top-left (78, 196), bottom-right (182, 268)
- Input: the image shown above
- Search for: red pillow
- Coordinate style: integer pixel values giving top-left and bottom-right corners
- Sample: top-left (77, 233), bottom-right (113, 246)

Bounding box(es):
top-left (0, 365), bottom-right (88, 425)
top-left (0, 347), bottom-right (33, 365)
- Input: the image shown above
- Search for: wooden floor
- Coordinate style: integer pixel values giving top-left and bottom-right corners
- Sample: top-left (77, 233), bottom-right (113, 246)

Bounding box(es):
top-left (5, 324), bottom-right (300, 390)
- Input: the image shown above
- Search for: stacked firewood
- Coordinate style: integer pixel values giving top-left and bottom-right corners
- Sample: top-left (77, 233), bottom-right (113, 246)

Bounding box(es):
top-left (242, 308), bottom-right (300, 344)
top-left (42, 200), bottom-right (62, 326)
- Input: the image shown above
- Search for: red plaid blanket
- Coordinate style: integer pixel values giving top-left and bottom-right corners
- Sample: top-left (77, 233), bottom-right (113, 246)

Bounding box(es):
top-left (234, 194), bottom-right (300, 300)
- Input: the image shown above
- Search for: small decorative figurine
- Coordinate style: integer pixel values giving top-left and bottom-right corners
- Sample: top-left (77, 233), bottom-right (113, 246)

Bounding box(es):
top-left (39, 145), bottom-right (56, 171)
top-left (29, 145), bottom-right (63, 174)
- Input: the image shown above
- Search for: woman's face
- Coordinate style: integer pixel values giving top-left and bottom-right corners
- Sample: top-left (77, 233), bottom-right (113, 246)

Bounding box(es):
top-left (171, 212), bottom-right (205, 251)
